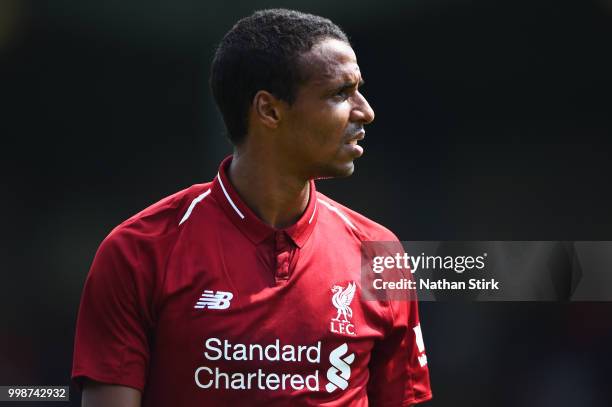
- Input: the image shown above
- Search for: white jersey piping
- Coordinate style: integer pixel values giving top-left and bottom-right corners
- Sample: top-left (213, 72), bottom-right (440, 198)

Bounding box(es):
top-left (308, 200), bottom-right (318, 224)
top-left (317, 198), bottom-right (356, 230)
top-left (217, 172), bottom-right (245, 219)
top-left (179, 189), bottom-right (211, 225)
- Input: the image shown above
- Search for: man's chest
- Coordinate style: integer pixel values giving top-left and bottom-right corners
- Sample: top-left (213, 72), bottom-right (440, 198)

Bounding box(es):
top-left (144, 236), bottom-right (387, 403)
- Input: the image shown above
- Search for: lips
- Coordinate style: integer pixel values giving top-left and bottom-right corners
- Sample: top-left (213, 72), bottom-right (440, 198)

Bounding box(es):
top-left (346, 130), bottom-right (365, 145)
top-left (345, 130), bottom-right (365, 157)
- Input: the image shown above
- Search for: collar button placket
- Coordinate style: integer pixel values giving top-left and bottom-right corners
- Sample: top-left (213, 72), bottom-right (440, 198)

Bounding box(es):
top-left (275, 232), bottom-right (291, 281)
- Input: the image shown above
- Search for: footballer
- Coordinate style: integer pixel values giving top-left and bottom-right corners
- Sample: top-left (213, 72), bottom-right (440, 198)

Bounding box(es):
top-left (72, 9), bottom-right (432, 406)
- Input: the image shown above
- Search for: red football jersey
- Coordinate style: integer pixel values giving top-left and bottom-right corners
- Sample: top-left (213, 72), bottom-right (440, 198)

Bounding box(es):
top-left (72, 156), bottom-right (432, 406)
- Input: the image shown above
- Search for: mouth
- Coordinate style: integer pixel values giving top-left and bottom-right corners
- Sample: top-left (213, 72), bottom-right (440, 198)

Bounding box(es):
top-left (346, 130), bottom-right (365, 145)
top-left (344, 130), bottom-right (365, 158)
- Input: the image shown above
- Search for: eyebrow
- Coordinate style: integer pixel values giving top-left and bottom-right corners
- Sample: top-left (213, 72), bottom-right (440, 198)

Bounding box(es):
top-left (333, 78), bottom-right (365, 93)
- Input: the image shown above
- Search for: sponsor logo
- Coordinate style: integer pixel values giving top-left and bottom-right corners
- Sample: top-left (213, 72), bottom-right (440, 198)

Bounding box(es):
top-left (330, 282), bottom-right (357, 336)
top-left (194, 290), bottom-right (233, 310)
top-left (194, 339), bottom-right (356, 395)
top-left (325, 343), bottom-right (355, 393)
top-left (194, 338), bottom-right (321, 391)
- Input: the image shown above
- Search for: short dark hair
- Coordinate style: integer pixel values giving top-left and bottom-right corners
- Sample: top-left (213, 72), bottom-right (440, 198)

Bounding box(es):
top-left (210, 9), bottom-right (349, 145)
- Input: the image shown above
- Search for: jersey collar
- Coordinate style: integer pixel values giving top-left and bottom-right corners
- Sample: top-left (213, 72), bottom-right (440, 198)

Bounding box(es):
top-left (211, 155), bottom-right (318, 248)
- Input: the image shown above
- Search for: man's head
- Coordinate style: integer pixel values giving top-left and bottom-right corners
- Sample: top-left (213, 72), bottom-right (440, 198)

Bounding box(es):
top-left (210, 9), bottom-right (374, 178)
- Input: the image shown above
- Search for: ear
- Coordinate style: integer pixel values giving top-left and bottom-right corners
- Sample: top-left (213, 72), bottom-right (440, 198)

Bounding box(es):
top-left (252, 90), bottom-right (283, 129)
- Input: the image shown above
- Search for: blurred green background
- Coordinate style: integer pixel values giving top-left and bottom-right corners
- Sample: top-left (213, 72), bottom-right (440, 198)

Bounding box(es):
top-left (1, 0), bottom-right (612, 405)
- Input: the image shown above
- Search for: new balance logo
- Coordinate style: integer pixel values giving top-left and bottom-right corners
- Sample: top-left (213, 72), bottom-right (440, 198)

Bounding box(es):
top-left (194, 290), bottom-right (233, 310)
top-left (325, 343), bottom-right (355, 393)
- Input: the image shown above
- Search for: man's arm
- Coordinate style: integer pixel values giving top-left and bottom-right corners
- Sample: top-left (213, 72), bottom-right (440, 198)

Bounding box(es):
top-left (367, 298), bottom-right (432, 405)
top-left (72, 232), bottom-right (153, 403)
top-left (81, 380), bottom-right (141, 407)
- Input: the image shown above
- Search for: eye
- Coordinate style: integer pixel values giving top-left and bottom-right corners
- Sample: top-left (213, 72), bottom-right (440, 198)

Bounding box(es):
top-left (335, 89), bottom-right (351, 101)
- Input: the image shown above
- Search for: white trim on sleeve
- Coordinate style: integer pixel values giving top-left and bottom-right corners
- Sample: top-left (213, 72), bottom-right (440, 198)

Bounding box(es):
top-left (317, 199), bottom-right (356, 230)
top-left (179, 189), bottom-right (211, 225)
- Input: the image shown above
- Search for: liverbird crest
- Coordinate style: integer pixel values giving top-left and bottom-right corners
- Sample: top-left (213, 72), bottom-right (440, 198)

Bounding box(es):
top-left (331, 282), bottom-right (356, 323)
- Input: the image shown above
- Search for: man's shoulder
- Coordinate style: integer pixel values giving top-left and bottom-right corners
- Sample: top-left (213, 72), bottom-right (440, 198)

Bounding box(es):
top-left (315, 192), bottom-right (399, 242)
top-left (107, 182), bottom-right (215, 243)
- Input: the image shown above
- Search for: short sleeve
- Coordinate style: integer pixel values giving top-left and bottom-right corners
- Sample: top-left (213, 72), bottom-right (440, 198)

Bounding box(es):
top-left (72, 228), bottom-right (154, 392)
top-left (367, 298), bottom-right (432, 406)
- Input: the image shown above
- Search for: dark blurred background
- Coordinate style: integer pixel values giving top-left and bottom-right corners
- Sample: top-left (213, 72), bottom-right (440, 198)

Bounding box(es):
top-left (1, 0), bottom-right (612, 405)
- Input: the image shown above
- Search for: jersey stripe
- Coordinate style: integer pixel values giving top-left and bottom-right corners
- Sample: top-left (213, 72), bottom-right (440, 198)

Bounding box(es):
top-left (217, 172), bottom-right (245, 219)
top-left (308, 201), bottom-right (318, 224)
top-left (317, 199), bottom-right (356, 230)
top-left (179, 189), bottom-right (211, 225)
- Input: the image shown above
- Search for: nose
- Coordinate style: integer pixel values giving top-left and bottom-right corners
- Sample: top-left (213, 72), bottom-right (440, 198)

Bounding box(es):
top-left (351, 91), bottom-right (375, 125)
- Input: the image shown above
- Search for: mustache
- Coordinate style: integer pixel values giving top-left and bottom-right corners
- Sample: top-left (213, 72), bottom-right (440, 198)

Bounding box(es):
top-left (345, 125), bottom-right (365, 140)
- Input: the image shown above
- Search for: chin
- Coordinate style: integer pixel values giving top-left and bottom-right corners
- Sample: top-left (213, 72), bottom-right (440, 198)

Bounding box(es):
top-left (316, 161), bottom-right (355, 179)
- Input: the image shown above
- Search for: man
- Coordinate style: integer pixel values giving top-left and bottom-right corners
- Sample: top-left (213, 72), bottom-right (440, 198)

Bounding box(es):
top-left (72, 9), bottom-right (432, 406)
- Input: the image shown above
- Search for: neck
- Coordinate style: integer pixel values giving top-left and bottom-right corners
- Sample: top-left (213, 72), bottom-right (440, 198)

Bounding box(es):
top-left (227, 149), bottom-right (310, 229)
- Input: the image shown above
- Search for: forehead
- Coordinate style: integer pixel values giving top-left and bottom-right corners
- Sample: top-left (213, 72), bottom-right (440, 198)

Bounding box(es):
top-left (298, 39), bottom-right (361, 86)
